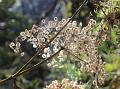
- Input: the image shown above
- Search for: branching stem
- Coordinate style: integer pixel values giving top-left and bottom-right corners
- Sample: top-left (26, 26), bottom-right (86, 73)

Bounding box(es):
top-left (0, 48), bottom-right (62, 85)
top-left (0, 0), bottom-right (88, 85)
top-left (61, 46), bottom-right (86, 63)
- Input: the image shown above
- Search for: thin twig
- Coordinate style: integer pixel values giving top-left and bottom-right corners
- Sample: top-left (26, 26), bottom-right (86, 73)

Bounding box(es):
top-left (100, 7), bottom-right (107, 17)
top-left (100, 5), bottom-right (112, 40)
top-left (13, 0), bottom-right (87, 77)
top-left (61, 46), bottom-right (86, 63)
top-left (0, 0), bottom-right (87, 85)
top-left (48, 0), bottom-right (88, 43)
top-left (15, 48), bottom-right (63, 77)
top-left (0, 48), bottom-right (62, 85)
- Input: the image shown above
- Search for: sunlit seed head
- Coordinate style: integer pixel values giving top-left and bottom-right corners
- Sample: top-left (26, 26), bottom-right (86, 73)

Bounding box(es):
top-left (21, 52), bottom-right (25, 56)
top-left (33, 44), bottom-right (37, 48)
top-left (9, 42), bottom-right (15, 48)
top-left (54, 17), bottom-right (58, 21)
top-left (42, 19), bottom-right (45, 23)
top-left (42, 54), bottom-right (47, 58)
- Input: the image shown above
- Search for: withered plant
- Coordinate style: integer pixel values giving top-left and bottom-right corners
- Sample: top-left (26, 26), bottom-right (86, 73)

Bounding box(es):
top-left (0, 0), bottom-right (110, 89)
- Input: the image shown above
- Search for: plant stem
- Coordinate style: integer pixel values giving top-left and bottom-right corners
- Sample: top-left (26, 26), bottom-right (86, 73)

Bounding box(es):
top-left (0, 0), bottom-right (88, 85)
top-left (13, 0), bottom-right (87, 78)
top-left (62, 46), bottom-right (86, 63)
top-left (0, 48), bottom-right (62, 85)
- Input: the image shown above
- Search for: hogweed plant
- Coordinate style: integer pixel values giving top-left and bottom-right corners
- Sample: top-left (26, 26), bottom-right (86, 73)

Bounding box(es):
top-left (44, 78), bottom-right (85, 89)
top-left (8, 18), bottom-right (106, 88)
top-left (0, 0), bottom-right (109, 89)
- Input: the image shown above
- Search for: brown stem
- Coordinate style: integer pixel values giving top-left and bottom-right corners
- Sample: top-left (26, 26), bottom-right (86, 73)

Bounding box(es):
top-left (0, 76), bottom-right (13, 85)
top-left (0, 0), bottom-right (87, 85)
top-left (15, 48), bottom-right (63, 77)
top-left (14, 0), bottom-right (87, 76)
top-left (100, 6), bottom-right (112, 40)
top-left (61, 46), bottom-right (86, 63)
top-left (0, 48), bottom-right (62, 85)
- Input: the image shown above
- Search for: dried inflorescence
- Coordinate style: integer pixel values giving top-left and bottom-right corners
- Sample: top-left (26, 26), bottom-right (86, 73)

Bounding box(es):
top-left (9, 17), bottom-right (106, 86)
top-left (44, 78), bottom-right (84, 89)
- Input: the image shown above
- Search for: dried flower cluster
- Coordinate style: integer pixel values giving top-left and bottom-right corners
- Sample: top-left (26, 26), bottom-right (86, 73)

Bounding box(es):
top-left (44, 78), bottom-right (84, 89)
top-left (9, 17), bottom-right (106, 86)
